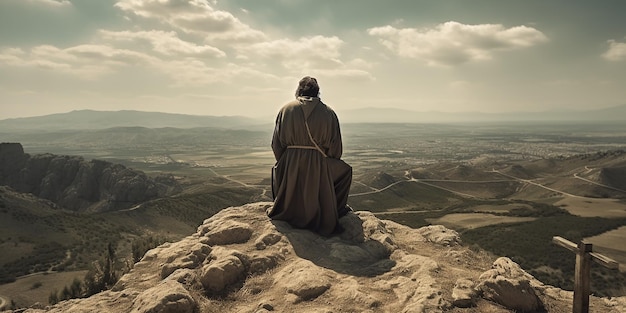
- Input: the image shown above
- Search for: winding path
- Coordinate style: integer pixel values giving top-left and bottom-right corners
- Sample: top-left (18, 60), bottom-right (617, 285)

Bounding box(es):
top-left (573, 166), bottom-right (626, 193)
top-left (350, 165), bottom-right (625, 201)
top-left (489, 169), bottom-right (584, 198)
top-left (207, 167), bottom-right (270, 198)
top-left (350, 177), bottom-right (479, 199)
top-left (0, 295), bottom-right (8, 310)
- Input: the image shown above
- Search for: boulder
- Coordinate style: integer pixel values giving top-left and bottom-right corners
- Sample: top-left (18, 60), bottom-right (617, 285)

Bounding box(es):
top-left (452, 278), bottom-right (477, 308)
top-left (200, 247), bottom-right (246, 293)
top-left (477, 257), bottom-right (543, 312)
top-left (131, 280), bottom-right (197, 313)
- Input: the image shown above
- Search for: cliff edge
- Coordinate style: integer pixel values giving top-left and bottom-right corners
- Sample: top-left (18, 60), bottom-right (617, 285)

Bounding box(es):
top-left (11, 202), bottom-right (626, 313)
top-left (0, 143), bottom-right (180, 212)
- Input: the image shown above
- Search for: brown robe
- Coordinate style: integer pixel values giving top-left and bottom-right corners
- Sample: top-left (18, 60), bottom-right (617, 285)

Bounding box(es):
top-left (268, 96), bottom-right (352, 235)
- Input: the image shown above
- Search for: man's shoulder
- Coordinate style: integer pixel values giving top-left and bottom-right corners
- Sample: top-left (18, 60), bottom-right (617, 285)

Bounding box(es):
top-left (280, 99), bottom-right (300, 110)
top-left (319, 101), bottom-right (337, 115)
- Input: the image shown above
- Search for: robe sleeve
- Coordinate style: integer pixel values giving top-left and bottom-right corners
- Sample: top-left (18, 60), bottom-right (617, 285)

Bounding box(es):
top-left (327, 110), bottom-right (343, 159)
top-left (271, 110), bottom-right (285, 161)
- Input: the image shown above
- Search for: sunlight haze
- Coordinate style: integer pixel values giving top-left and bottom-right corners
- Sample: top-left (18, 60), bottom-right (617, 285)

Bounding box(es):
top-left (1, 0), bottom-right (625, 119)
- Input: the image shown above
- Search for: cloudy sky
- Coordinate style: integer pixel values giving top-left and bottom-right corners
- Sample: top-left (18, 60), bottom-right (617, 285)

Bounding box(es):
top-left (1, 0), bottom-right (625, 119)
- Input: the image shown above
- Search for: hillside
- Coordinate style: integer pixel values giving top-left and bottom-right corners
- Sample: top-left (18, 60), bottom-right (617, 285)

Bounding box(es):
top-left (0, 143), bottom-right (180, 212)
top-left (0, 183), bottom-right (258, 285)
top-left (0, 143), bottom-right (267, 289)
top-left (6, 203), bottom-right (625, 313)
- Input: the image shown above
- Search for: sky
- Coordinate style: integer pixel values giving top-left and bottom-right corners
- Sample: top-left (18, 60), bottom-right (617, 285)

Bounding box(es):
top-left (1, 0), bottom-right (626, 120)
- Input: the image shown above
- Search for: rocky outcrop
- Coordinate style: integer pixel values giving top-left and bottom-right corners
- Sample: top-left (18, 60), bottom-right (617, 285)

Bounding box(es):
top-left (0, 143), bottom-right (180, 212)
top-left (13, 202), bottom-right (625, 313)
top-left (477, 257), bottom-right (544, 312)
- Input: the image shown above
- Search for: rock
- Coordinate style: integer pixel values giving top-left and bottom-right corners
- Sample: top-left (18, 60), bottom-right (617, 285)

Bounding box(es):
top-left (167, 269), bottom-right (199, 286)
top-left (385, 251), bottom-right (447, 312)
top-left (0, 143), bottom-right (28, 186)
top-left (275, 260), bottom-right (332, 302)
top-left (605, 296), bottom-right (626, 313)
top-left (131, 280), bottom-right (197, 313)
top-left (200, 247), bottom-right (246, 293)
top-left (248, 252), bottom-right (283, 274)
top-left (0, 143), bottom-right (179, 211)
top-left (452, 278), bottom-right (477, 308)
top-left (198, 214), bottom-right (254, 245)
top-left (254, 230), bottom-right (283, 250)
top-left (477, 257), bottom-right (543, 312)
top-left (257, 302), bottom-right (274, 311)
top-left (415, 225), bottom-right (461, 246)
top-left (160, 242), bottom-right (211, 279)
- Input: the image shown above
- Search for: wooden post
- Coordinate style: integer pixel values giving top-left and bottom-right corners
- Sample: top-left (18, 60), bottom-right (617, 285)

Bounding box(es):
top-left (552, 236), bottom-right (619, 313)
top-left (573, 242), bottom-right (592, 313)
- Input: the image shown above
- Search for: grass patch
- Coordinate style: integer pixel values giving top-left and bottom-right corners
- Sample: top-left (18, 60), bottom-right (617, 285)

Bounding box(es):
top-left (349, 181), bottom-right (463, 212)
top-left (428, 213), bottom-right (536, 230)
top-left (0, 271), bottom-right (88, 308)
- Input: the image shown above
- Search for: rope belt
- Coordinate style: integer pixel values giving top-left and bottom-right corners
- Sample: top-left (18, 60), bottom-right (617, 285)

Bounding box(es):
top-left (287, 145), bottom-right (318, 150)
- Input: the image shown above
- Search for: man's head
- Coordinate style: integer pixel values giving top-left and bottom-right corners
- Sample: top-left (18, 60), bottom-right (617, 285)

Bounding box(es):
top-left (295, 76), bottom-right (319, 98)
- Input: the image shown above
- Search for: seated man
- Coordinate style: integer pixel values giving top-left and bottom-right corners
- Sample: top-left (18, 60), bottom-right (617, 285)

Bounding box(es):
top-left (268, 76), bottom-right (352, 236)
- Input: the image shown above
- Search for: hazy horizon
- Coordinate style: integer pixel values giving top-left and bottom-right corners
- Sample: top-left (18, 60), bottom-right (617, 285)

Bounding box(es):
top-left (1, 0), bottom-right (626, 119)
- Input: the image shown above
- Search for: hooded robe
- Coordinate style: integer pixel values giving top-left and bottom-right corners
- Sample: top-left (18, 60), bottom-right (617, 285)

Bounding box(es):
top-left (268, 96), bottom-right (351, 236)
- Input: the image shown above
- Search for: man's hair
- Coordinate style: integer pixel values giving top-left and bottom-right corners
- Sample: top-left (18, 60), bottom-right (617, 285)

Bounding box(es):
top-left (295, 76), bottom-right (319, 97)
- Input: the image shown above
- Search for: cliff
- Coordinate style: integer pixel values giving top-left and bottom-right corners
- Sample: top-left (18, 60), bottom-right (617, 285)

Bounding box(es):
top-left (0, 143), bottom-right (180, 212)
top-left (12, 202), bottom-right (626, 313)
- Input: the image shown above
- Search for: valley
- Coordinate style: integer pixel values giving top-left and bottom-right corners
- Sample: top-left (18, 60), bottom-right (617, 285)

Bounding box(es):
top-left (1, 119), bottom-right (626, 308)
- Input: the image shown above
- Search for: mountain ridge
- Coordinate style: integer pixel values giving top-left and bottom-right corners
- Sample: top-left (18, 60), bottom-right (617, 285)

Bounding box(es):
top-left (0, 110), bottom-right (268, 131)
top-left (338, 104), bottom-right (626, 123)
top-left (2, 104), bottom-right (626, 132)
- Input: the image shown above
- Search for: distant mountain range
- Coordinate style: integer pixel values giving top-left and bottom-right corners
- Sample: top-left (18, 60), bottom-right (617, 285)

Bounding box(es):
top-left (0, 110), bottom-right (268, 132)
top-left (1, 105), bottom-right (625, 132)
top-left (338, 104), bottom-right (626, 124)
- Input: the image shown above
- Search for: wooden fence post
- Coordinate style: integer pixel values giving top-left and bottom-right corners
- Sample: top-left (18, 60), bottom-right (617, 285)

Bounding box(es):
top-left (552, 236), bottom-right (619, 313)
top-left (573, 242), bottom-right (592, 313)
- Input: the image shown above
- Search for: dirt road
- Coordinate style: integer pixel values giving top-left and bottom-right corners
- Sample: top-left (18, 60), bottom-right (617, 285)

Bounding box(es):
top-left (0, 295), bottom-right (9, 310)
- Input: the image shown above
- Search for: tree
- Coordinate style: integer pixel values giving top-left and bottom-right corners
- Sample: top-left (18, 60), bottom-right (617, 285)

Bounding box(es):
top-left (70, 278), bottom-right (82, 298)
top-left (48, 290), bottom-right (59, 305)
top-left (60, 286), bottom-right (71, 301)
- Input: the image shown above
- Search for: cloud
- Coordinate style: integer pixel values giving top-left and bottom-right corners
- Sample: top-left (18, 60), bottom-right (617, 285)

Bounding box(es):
top-left (114, 0), bottom-right (267, 43)
top-left (24, 0), bottom-right (72, 7)
top-left (2, 1), bottom-right (376, 88)
top-left (0, 48), bottom-right (26, 66)
top-left (99, 30), bottom-right (226, 57)
top-left (314, 69), bottom-right (375, 81)
top-left (156, 60), bottom-right (280, 87)
top-left (0, 44), bottom-right (157, 79)
top-left (241, 35), bottom-right (344, 70)
top-left (0, 40), bottom-right (277, 87)
top-left (368, 21), bottom-right (548, 66)
top-left (602, 39), bottom-right (626, 61)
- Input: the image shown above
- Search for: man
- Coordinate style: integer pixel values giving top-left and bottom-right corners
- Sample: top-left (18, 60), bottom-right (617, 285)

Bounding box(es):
top-left (268, 76), bottom-right (352, 236)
